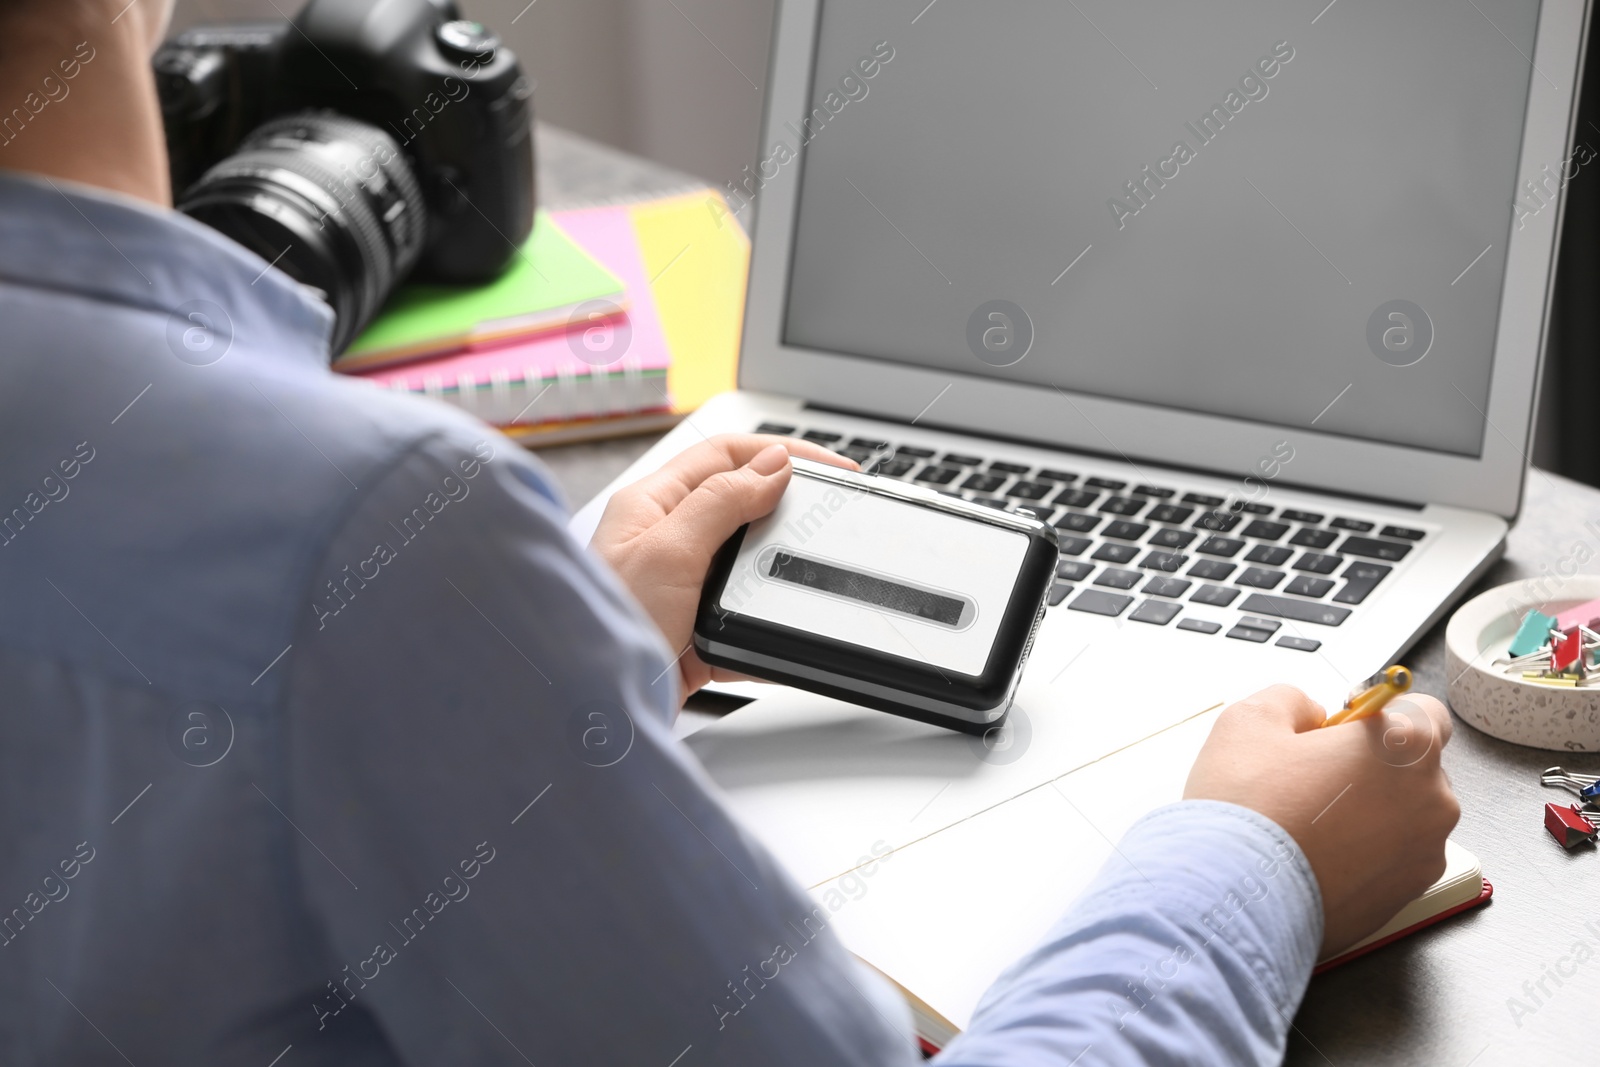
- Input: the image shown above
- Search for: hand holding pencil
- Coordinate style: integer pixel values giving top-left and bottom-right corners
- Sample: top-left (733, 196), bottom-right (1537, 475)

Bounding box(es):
top-left (1183, 675), bottom-right (1457, 956)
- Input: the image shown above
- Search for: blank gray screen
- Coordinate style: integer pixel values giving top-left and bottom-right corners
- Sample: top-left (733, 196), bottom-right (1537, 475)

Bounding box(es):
top-left (781, 0), bottom-right (1545, 456)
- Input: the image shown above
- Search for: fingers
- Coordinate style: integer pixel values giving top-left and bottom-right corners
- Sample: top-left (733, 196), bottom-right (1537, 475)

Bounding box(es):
top-left (648, 444), bottom-right (796, 570)
top-left (1224, 684), bottom-right (1327, 733)
top-left (1404, 693), bottom-right (1454, 749)
top-left (629, 434), bottom-right (856, 516)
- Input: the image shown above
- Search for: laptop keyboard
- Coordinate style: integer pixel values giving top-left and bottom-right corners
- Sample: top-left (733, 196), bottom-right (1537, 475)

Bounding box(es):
top-left (758, 421), bottom-right (1431, 653)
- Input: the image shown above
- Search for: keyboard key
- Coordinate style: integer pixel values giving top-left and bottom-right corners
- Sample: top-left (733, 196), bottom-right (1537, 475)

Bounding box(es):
top-left (848, 437), bottom-right (890, 451)
top-left (1238, 615), bottom-right (1281, 633)
top-left (1197, 536), bottom-right (1247, 557)
top-left (1191, 584), bottom-right (1240, 607)
top-left (1131, 484), bottom-right (1177, 498)
top-left (989, 461), bottom-right (1030, 475)
top-left (1333, 561), bottom-right (1393, 604)
top-left (1103, 520), bottom-right (1150, 541)
top-left (1070, 590), bottom-right (1135, 617)
top-left (1100, 496), bottom-right (1147, 516)
top-left (1279, 509), bottom-right (1325, 524)
top-left (1149, 528), bottom-right (1197, 550)
top-left (1233, 502), bottom-right (1274, 515)
top-left (1188, 559), bottom-right (1236, 581)
top-left (1130, 599), bottom-right (1182, 625)
top-left (1036, 468), bottom-right (1078, 482)
top-left (1227, 623), bottom-right (1275, 643)
top-left (1237, 594), bottom-right (1351, 626)
top-left (1084, 476), bottom-right (1127, 491)
top-left (1057, 560), bottom-right (1095, 582)
top-left (1054, 488), bottom-right (1101, 509)
top-left (1178, 618), bottom-right (1222, 634)
top-left (1380, 525), bottom-right (1427, 542)
top-left (1143, 576), bottom-right (1192, 598)
top-left (874, 459), bottom-right (915, 478)
top-left (1012, 505), bottom-right (1055, 521)
top-left (1195, 511), bottom-right (1242, 532)
top-left (1008, 481), bottom-right (1055, 500)
top-left (1237, 567), bottom-right (1286, 589)
top-left (1244, 545), bottom-right (1293, 566)
top-left (942, 453), bottom-right (983, 466)
top-left (1293, 552), bottom-right (1342, 575)
top-left (1241, 520), bottom-right (1291, 541)
top-left (1338, 535), bottom-right (1413, 562)
top-left (1289, 528), bottom-right (1339, 549)
top-left (1092, 543), bottom-right (1140, 564)
top-left (895, 445), bottom-right (936, 459)
top-left (1095, 568), bottom-right (1143, 590)
top-left (962, 473), bottom-right (1006, 493)
top-left (1057, 535), bottom-right (1093, 556)
top-left (1048, 582), bottom-right (1075, 607)
top-left (973, 497), bottom-right (1009, 509)
top-left (913, 466), bottom-right (960, 485)
top-left (1330, 517), bottom-right (1374, 532)
top-left (1056, 512), bottom-right (1102, 533)
top-left (1276, 636), bottom-right (1322, 652)
top-left (1284, 575), bottom-right (1335, 598)
top-left (755, 422), bottom-right (796, 435)
top-left (1147, 504), bottom-right (1195, 525)
top-left (1139, 550), bottom-right (1189, 572)
top-left (1182, 492), bottom-right (1225, 507)
top-left (841, 446), bottom-right (878, 463)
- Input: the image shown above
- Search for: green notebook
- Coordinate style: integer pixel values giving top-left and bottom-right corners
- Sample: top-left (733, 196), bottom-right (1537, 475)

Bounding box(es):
top-left (337, 212), bottom-right (626, 371)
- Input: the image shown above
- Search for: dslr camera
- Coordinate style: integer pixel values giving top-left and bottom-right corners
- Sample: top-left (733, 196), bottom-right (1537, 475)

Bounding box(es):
top-left (155, 0), bottom-right (535, 354)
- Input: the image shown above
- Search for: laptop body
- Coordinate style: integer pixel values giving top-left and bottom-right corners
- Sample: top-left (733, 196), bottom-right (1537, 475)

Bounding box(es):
top-left (572, 0), bottom-right (1589, 889)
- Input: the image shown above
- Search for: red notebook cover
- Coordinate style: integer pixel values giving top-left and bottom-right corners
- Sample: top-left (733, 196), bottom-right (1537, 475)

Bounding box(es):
top-left (1312, 878), bottom-right (1494, 974)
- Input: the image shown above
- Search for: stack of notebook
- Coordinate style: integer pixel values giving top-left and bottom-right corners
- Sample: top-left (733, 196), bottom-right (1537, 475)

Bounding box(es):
top-left (335, 190), bottom-right (746, 446)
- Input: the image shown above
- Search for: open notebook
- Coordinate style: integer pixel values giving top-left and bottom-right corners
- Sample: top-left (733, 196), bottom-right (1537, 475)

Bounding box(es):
top-left (799, 711), bottom-right (1490, 1053)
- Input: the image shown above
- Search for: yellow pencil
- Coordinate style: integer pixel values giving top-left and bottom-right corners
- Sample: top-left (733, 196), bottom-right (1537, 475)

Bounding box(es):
top-left (1320, 665), bottom-right (1413, 728)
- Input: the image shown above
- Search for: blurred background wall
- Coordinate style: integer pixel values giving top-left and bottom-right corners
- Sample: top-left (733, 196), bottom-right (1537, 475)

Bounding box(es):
top-left (170, 0), bottom-right (1600, 489)
top-left (168, 0), bottom-right (772, 194)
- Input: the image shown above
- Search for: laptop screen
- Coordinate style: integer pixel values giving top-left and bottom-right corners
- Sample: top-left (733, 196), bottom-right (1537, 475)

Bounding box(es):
top-left (780, 0), bottom-right (1548, 458)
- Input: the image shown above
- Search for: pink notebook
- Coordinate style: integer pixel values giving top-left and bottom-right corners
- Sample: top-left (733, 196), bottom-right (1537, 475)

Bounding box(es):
top-left (355, 207), bottom-right (672, 427)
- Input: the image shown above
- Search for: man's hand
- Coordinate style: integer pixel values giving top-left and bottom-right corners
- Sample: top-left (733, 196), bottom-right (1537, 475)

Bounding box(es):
top-left (590, 434), bottom-right (856, 701)
top-left (1184, 684), bottom-right (1460, 957)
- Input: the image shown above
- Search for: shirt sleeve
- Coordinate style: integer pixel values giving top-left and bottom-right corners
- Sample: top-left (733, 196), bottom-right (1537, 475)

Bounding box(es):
top-left (277, 428), bottom-right (923, 1067)
top-left (935, 800), bottom-right (1325, 1067)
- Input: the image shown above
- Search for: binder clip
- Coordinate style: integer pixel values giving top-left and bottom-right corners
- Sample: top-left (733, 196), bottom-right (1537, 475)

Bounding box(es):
top-left (1544, 803), bottom-right (1599, 849)
top-left (1498, 620), bottom-right (1600, 688)
top-left (1540, 766), bottom-right (1600, 800)
top-left (1541, 767), bottom-right (1600, 848)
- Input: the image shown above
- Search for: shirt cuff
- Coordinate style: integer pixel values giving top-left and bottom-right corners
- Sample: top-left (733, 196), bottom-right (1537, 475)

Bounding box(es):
top-left (1069, 799), bottom-right (1324, 1017)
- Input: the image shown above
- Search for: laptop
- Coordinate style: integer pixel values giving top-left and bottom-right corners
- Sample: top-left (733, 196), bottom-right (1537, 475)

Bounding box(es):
top-left (573, 0), bottom-right (1589, 889)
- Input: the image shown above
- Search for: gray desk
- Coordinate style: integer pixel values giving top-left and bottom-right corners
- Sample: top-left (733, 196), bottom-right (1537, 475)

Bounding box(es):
top-left (536, 127), bottom-right (1596, 1067)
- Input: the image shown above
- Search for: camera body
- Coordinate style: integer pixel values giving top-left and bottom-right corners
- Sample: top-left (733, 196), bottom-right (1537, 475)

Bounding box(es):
top-left (155, 0), bottom-right (534, 350)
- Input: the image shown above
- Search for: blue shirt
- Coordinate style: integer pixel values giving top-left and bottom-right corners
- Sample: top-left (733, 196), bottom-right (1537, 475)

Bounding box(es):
top-left (0, 168), bottom-right (1323, 1065)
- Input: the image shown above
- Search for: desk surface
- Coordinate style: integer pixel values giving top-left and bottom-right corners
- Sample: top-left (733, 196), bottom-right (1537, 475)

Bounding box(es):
top-left (535, 128), bottom-right (1594, 1067)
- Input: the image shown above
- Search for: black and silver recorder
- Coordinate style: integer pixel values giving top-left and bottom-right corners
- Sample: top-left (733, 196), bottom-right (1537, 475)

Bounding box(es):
top-left (694, 458), bottom-right (1059, 733)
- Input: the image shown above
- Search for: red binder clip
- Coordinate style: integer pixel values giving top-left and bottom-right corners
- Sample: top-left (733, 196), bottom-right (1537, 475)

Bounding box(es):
top-left (1544, 803), bottom-right (1599, 848)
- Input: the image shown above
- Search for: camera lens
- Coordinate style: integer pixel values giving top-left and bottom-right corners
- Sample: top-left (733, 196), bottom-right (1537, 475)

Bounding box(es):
top-left (176, 111), bottom-right (427, 355)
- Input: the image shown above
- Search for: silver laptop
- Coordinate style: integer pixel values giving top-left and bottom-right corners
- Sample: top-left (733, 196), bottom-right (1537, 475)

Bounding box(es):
top-left (573, 0), bottom-right (1589, 888)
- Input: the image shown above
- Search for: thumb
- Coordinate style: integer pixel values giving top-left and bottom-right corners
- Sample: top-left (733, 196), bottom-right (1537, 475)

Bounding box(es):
top-left (654, 444), bottom-right (793, 569)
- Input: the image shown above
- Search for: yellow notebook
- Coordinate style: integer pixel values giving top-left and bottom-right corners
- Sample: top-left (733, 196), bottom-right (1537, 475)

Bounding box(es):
top-left (504, 189), bottom-right (747, 447)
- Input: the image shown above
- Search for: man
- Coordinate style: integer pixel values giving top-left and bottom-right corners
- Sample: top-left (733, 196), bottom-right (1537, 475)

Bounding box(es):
top-left (0, 1), bottom-right (1459, 1063)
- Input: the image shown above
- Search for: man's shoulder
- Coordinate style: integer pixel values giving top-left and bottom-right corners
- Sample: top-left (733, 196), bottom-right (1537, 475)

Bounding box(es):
top-left (0, 296), bottom-right (553, 703)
